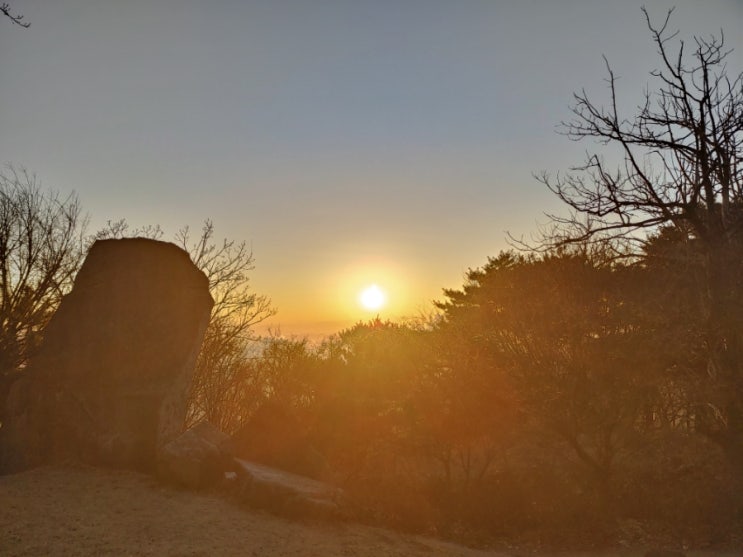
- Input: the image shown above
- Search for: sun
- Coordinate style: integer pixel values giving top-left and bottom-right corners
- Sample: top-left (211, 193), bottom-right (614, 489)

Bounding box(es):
top-left (359, 284), bottom-right (386, 311)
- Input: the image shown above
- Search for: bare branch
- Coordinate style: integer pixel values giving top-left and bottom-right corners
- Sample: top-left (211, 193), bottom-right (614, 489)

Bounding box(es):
top-left (0, 3), bottom-right (29, 28)
top-left (535, 8), bottom-right (743, 256)
top-left (0, 167), bottom-right (87, 380)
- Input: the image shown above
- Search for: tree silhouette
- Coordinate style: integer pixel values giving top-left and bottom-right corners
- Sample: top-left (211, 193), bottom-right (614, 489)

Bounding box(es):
top-left (437, 249), bottom-right (657, 501)
top-left (537, 7), bottom-right (743, 468)
top-left (539, 8), bottom-right (742, 252)
top-left (0, 168), bottom-right (86, 421)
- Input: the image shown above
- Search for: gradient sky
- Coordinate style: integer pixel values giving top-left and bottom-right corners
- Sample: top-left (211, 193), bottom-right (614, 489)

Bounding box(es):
top-left (1, 1), bottom-right (742, 337)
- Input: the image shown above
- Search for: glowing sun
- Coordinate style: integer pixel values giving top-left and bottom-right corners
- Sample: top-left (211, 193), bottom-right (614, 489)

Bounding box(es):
top-left (359, 284), bottom-right (386, 311)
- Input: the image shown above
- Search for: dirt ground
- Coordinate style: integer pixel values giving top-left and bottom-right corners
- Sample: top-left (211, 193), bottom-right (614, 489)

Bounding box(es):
top-left (0, 465), bottom-right (738, 557)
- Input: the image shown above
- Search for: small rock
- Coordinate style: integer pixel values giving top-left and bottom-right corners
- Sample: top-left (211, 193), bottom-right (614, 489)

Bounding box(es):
top-left (157, 421), bottom-right (233, 489)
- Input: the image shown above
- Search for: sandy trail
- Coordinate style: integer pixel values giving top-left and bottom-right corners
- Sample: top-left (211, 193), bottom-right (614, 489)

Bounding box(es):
top-left (0, 465), bottom-right (503, 557)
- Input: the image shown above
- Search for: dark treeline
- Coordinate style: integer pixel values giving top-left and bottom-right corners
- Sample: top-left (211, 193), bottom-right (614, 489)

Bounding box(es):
top-left (208, 242), bottom-right (741, 546)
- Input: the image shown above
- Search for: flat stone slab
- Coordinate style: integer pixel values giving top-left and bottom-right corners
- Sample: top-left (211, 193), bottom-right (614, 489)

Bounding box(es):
top-left (233, 458), bottom-right (344, 517)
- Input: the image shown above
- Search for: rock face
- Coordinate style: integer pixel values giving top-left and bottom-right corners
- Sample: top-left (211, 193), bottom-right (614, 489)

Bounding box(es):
top-left (157, 421), bottom-right (234, 489)
top-left (0, 238), bottom-right (213, 472)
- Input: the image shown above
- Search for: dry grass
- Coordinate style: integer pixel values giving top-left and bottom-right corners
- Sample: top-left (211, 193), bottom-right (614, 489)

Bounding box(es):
top-left (0, 465), bottom-right (738, 557)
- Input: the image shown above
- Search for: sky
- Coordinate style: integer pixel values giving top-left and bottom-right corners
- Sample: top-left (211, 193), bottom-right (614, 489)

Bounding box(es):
top-left (1, 1), bottom-right (742, 338)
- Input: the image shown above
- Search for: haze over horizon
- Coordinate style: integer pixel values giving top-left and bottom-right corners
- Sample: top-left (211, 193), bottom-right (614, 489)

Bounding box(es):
top-left (1, 0), bottom-right (741, 338)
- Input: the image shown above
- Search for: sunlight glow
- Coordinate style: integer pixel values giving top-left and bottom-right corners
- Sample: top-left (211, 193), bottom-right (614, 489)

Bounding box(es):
top-left (359, 284), bottom-right (386, 311)
top-left (331, 260), bottom-right (412, 323)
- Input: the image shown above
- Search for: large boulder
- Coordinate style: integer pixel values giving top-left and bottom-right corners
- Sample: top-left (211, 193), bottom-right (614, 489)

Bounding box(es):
top-left (0, 238), bottom-right (213, 472)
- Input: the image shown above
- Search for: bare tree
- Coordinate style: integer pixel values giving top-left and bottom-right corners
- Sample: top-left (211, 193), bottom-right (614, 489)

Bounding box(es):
top-left (537, 8), bottom-right (743, 465)
top-left (540, 8), bottom-right (742, 249)
top-left (0, 167), bottom-right (86, 393)
top-left (174, 221), bottom-right (275, 431)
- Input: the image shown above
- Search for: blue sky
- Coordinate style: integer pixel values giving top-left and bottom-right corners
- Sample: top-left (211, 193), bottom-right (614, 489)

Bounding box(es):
top-left (1, 1), bottom-right (742, 336)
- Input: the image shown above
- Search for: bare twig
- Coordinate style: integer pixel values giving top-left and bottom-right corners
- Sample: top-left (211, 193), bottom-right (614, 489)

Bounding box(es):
top-left (1, 3), bottom-right (30, 28)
